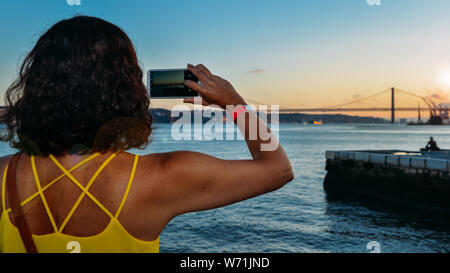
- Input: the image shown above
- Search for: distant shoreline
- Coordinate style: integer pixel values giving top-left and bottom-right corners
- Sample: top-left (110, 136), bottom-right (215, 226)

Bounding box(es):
top-left (0, 106), bottom-right (393, 124)
top-left (149, 108), bottom-right (388, 124)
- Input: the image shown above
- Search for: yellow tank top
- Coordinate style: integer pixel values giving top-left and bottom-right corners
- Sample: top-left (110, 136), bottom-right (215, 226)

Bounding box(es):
top-left (0, 152), bottom-right (159, 253)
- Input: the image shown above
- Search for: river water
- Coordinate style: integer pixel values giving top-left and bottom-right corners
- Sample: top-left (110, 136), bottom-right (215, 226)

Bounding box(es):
top-left (1, 123), bottom-right (450, 253)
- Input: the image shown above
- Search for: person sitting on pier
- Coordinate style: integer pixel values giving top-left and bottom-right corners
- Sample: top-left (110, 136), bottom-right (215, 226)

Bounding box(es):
top-left (425, 137), bottom-right (440, 151)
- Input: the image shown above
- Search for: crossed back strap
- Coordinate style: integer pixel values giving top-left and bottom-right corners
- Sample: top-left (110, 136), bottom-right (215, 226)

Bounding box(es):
top-left (3, 151), bottom-right (138, 253)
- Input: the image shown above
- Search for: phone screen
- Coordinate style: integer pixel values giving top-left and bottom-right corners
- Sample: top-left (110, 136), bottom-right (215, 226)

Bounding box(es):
top-left (148, 69), bottom-right (198, 98)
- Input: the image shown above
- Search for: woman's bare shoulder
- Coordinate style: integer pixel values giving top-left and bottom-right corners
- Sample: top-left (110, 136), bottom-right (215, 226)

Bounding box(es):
top-left (131, 151), bottom-right (207, 192)
top-left (137, 151), bottom-right (210, 175)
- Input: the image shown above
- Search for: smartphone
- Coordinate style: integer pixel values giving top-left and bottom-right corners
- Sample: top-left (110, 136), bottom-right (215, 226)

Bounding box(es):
top-left (147, 69), bottom-right (199, 98)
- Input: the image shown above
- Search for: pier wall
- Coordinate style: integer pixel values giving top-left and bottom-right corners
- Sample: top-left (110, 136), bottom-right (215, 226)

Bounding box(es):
top-left (324, 151), bottom-right (450, 210)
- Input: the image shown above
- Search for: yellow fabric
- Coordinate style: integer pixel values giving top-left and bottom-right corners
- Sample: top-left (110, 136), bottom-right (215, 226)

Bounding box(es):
top-left (0, 153), bottom-right (159, 253)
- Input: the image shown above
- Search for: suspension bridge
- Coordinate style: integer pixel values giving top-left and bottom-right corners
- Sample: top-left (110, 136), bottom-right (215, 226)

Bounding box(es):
top-left (246, 87), bottom-right (450, 124)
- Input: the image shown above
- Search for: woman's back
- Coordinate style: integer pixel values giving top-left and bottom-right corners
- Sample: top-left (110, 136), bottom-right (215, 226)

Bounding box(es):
top-left (0, 15), bottom-right (293, 253)
top-left (0, 151), bottom-right (165, 252)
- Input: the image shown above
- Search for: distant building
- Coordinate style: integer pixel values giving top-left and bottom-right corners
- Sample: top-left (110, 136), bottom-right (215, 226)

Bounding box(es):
top-left (439, 103), bottom-right (449, 125)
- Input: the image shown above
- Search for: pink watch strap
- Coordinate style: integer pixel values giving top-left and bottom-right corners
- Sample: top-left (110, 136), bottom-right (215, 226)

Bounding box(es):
top-left (233, 105), bottom-right (247, 122)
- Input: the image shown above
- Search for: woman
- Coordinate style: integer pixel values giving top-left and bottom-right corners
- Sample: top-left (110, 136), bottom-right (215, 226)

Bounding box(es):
top-left (0, 16), bottom-right (293, 253)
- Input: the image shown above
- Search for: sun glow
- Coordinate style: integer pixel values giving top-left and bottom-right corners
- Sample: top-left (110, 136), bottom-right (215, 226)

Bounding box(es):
top-left (440, 71), bottom-right (450, 87)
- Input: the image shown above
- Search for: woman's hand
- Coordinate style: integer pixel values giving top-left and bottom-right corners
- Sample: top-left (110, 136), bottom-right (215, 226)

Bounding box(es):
top-left (184, 64), bottom-right (246, 108)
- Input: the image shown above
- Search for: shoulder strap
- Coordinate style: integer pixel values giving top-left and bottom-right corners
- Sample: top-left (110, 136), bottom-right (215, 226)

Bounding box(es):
top-left (115, 154), bottom-right (139, 219)
top-left (6, 152), bottom-right (38, 253)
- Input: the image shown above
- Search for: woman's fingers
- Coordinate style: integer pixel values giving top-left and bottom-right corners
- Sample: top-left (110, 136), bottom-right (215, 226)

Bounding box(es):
top-left (187, 63), bottom-right (209, 83)
top-left (196, 64), bottom-right (212, 78)
top-left (185, 80), bottom-right (207, 95)
top-left (185, 63), bottom-right (220, 106)
top-left (185, 63), bottom-right (243, 108)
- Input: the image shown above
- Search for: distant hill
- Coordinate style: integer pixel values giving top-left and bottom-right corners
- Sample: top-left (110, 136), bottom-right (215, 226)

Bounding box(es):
top-left (0, 106), bottom-right (388, 123)
top-left (149, 108), bottom-right (388, 124)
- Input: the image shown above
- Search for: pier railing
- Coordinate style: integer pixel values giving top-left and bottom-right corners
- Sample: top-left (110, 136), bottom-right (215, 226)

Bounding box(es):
top-left (326, 150), bottom-right (450, 172)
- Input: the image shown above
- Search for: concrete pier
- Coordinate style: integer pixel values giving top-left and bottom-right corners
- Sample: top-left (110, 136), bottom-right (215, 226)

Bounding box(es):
top-left (324, 150), bottom-right (450, 210)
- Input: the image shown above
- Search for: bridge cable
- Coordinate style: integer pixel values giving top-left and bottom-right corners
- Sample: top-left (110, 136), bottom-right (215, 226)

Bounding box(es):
top-left (244, 89), bottom-right (391, 110)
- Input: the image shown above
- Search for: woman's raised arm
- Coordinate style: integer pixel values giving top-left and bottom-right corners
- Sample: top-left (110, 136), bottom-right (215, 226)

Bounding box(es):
top-left (143, 64), bottom-right (293, 218)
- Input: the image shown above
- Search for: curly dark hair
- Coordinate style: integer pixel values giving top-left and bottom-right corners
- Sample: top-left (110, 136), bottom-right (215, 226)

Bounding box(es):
top-left (0, 16), bottom-right (152, 156)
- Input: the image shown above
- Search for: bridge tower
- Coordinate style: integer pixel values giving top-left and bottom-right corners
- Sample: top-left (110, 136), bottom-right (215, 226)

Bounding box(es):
top-left (391, 87), bottom-right (395, 124)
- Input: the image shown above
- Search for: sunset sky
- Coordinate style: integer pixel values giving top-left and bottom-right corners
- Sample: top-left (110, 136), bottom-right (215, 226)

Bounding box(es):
top-left (1, 0), bottom-right (450, 118)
